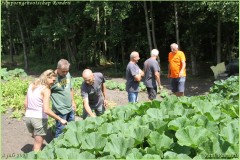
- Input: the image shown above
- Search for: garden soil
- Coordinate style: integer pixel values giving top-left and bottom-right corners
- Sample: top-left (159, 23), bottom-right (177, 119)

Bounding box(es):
top-left (1, 77), bottom-right (213, 158)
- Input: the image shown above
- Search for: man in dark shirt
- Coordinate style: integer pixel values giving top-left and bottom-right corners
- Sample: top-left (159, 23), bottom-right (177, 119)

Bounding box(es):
top-left (144, 49), bottom-right (163, 100)
top-left (126, 51), bottom-right (144, 103)
top-left (81, 69), bottom-right (107, 119)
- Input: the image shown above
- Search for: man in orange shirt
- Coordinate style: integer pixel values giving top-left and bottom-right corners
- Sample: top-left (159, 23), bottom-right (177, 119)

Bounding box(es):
top-left (168, 43), bottom-right (186, 96)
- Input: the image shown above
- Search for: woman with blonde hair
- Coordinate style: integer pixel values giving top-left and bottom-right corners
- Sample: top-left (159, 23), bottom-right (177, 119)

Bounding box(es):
top-left (24, 69), bottom-right (67, 151)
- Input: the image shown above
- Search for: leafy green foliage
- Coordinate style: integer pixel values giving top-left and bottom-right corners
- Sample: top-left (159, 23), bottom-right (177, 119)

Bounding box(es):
top-left (1, 78), bottom-right (29, 119)
top-left (24, 76), bottom-right (239, 159)
top-left (139, 82), bottom-right (146, 91)
top-left (210, 76), bottom-right (238, 99)
top-left (1, 68), bottom-right (27, 81)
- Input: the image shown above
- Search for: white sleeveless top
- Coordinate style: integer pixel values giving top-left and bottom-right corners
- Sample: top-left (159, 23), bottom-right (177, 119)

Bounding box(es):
top-left (25, 84), bottom-right (48, 119)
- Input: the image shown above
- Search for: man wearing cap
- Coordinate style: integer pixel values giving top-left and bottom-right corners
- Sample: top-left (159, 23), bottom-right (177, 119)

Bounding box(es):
top-left (143, 49), bottom-right (162, 100)
top-left (168, 43), bottom-right (186, 97)
top-left (126, 51), bottom-right (144, 103)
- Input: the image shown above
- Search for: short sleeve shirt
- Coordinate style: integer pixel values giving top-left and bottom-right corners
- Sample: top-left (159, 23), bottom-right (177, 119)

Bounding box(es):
top-left (143, 58), bottom-right (160, 88)
top-left (168, 50), bottom-right (186, 78)
top-left (51, 72), bottom-right (73, 114)
top-left (126, 62), bottom-right (141, 92)
top-left (81, 73), bottom-right (105, 109)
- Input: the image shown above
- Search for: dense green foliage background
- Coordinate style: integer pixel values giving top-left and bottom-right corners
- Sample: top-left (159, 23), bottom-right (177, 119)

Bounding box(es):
top-left (1, 1), bottom-right (239, 75)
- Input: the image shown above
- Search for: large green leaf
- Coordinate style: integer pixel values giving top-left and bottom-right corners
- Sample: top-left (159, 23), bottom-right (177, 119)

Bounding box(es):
top-left (109, 105), bottom-right (136, 121)
top-left (65, 121), bottom-right (77, 132)
top-left (144, 146), bottom-right (163, 156)
top-left (85, 116), bottom-right (105, 127)
top-left (151, 100), bottom-right (161, 108)
top-left (164, 151), bottom-right (191, 159)
top-left (103, 134), bottom-right (135, 158)
top-left (81, 132), bottom-right (107, 150)
top-left (199, 136), bottom-right (238, 157)
top-left (172, 142), bottom-right (192, 155)
top-left (99, 155), bottom-right (115, 159)
top-left (116, 109), bottom-right (135, 121)
top-left (97, 123), bottom-right (119, 135)
top-left (129, 126), bottom-right (151, 145)
top-left (172, 103), bottom-right (186, 117)
top-left (220, 119), bottom-right (238, 144)
top-left (142, 154), bottom-right (162, 159)
top-left (63, 130), bottom-right (79, 148)
top-left (147, 131), bottom-right (173, 151)
top-left (67, 149), bottom-right (81, 159)
top-left (191, 114), bottom-right (219, 133)
top-left (23, 151), bottom-right (37, 159)
top-left (146, 108), bottom-right (169, 120)
top-left (175, 126), bottom-right (210, 148)
top-left (168, 116), bottom-right (192, 131)
top-left (192, 99), bottom-right (221, 121)
top-left (199, 136), bottom-right (231, 155)
top-left (126, 148), bottom-right (143, 159)
top-left (37, 148), bottom-right (55, 159)
top-left (75, 120), bottom-right (87, 132)
top-left (135, 101), bottom-right (152, 115)
top-left (78, 151), bottom-right (95, 159)
top-left (55, 148), bottom-right (68, 159)
top-left (149, 120), bottom-right (167, 134)
top-left (112, 121), bottom-right (129, 135)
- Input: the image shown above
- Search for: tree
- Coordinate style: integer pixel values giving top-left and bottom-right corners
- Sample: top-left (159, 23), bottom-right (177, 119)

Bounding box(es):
top-left (16, 9), bottom-right (28, 70)
top-left (206, 1), bottom-right (239, 63)
top-left (143, 1), bottom-right (152, 52)
top-left (174, 2), bottom-right (180, 48)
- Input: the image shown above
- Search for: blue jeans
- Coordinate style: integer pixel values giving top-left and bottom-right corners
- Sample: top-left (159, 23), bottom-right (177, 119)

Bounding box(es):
top-left (128, 92), bottom-right (138, 103)
top-left (55, 110), bottom-right (75, 138)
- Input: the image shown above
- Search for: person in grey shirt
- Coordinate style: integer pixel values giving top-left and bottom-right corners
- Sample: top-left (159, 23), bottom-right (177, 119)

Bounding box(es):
top-left (81, 69), bottom-right (107, 119)
top-left (143, 49), bottom-right (163, 100)
top-left (126, 51), bottom-right (144, 103)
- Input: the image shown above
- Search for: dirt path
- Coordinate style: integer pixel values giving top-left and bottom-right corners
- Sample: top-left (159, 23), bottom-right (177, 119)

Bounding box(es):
top-left (1, 77), bottom-right (213, 158)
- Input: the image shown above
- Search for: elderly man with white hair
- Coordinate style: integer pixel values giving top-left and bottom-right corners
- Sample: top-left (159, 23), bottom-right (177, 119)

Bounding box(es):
top-left (143, 49), bottom-right (162, 100)
top-left (168, 43), bottom-right (186, 97)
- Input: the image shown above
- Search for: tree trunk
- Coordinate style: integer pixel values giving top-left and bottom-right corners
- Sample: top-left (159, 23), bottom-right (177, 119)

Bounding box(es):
top-left (143, 1), bottom-right (152, 52)
top-left (92, 24), bottom-right (97, 66)
top-left (150, 1), bottom-right (157, 49)
top-left (82, 28), bottom-right (87, 67)
top-left (21, 9), bottom-right (31, 53)
top-left (216, 13), bottom-right (221, 63)
top-left (65, 37), bottom-right (72, 63)
top-left (103, 8), bottom-right (107, 63)
top-left (121, 41), bottom-right (125, 68)
top-left (71, 35), bottom-right (79, 66)
top-left (7, 9), bottom-right (14, 65)
top-left (190, 40), bottom-right (198, 76)
top-left (16, 11), bottom-right (28, 70)
top-left (174, 2), bottom-right (180, 48)
top-left (95, 6), bottom-right (100, 66)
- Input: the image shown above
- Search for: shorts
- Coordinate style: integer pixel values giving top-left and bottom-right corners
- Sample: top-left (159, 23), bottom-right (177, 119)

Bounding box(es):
top-left (25, 117), bottom-right (48, 136)
top-left (170, 77), bottom-right (186, 93)
top-left (146, 87), bottom-right (157, 100)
